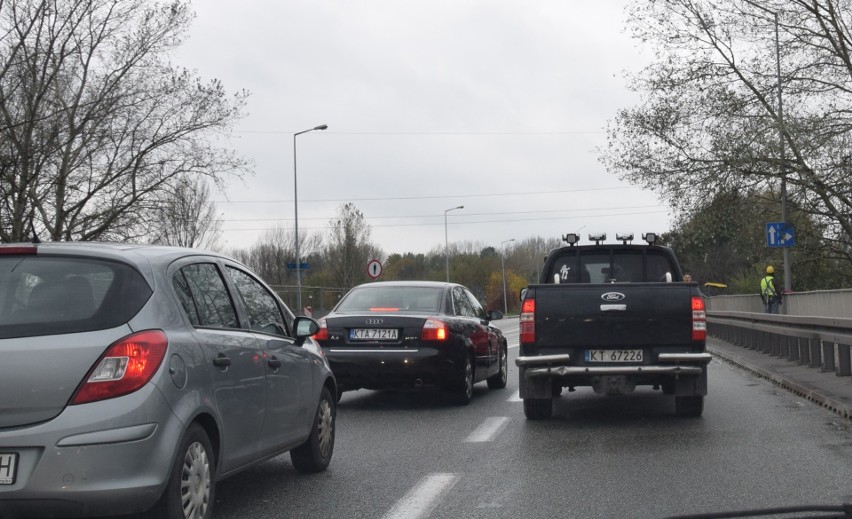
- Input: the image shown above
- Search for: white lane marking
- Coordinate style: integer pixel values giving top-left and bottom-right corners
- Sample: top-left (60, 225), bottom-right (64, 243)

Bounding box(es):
top-left (382, 473), bottom-right (459, 519)
top-left (508, 390), bottom-right (522, 402)
top-left (464, 416), bottom-right (510, 443)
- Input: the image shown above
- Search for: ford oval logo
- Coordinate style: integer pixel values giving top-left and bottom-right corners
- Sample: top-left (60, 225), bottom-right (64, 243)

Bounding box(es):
top-left (601, 292), bottom-right (626, 302)
top-left (365, 318), bottom-right (384, 325)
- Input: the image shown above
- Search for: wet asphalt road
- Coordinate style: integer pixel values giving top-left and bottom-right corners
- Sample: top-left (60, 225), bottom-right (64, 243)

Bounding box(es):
top-left (211, 319), bottom-right (852, 519)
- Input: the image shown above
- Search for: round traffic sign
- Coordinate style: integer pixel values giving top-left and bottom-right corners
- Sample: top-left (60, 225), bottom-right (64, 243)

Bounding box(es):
top-left (367, 259), bottom-right (383, 279)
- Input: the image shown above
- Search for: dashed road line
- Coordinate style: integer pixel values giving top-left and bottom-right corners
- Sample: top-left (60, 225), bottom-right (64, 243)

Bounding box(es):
top-left (464, 416), bottom-right (510, 442)
top-left (382, 473), bottom-right (459, 519)
top-left (508, 390), bottom-right (522, 402)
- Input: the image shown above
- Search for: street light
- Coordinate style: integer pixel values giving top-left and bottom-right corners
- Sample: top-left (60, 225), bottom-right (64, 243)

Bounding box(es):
top-left (444, 205), bottom-right (463, 282)
top-left (293, 123), bottom-right (328, 313)
top-left (743, 0), bottom-right (792, 295)
top-left (500, 238), bottom-right (515, 314)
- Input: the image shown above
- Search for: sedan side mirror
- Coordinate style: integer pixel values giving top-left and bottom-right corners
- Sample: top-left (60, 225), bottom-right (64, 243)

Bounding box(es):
top-left (293, 316), bottom-right (320, 346)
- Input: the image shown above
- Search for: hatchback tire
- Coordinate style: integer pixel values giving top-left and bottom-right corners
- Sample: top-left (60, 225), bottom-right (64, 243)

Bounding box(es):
top-left (151, 423), bottom-right (215, 519)
top-left (290, 386), bottom-right (336, 473)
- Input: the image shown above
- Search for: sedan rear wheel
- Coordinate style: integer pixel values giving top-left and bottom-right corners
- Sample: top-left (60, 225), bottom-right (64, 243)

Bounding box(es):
top-left (151, 424), bottom-right (215, 519)
top-left (487, 344), bottom-right (508, 389)
top-left (290, 386), bottom-right (336, 472)
top-left (449, 355), bottom-right (474, 406)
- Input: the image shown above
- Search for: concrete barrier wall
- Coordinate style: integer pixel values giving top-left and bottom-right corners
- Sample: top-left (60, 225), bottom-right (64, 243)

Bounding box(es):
top-left (705, 288), bottom-right (852, 318)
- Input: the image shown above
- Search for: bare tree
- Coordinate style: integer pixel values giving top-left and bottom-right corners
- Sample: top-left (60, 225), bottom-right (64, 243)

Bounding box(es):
top-left (601, 0), bottom-right (852, 261)
top-left (0, 0), bottom-right (249, 243)
top-left (325, 203), bottom-right (380, 289)
top-left (234, 225), bottom-right (322, 286)
top-left (148, 174), bottom-right (222, 250)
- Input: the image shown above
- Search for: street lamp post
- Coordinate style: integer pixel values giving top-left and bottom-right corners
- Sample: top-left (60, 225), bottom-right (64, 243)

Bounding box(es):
top-left (293, 124), bottom-right (327, 313)
top-left (744, 0), bottom-right (792, 294)
top-left (501, 238), bottom-right (515, 314)
top-left (444, 205), bottom-right (463, 282)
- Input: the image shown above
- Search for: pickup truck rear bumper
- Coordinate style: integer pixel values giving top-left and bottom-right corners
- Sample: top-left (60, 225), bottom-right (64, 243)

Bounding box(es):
top-left (515, 352), bottom-right (712, 371)
top-left (515, 352), bottom-right (711, 397)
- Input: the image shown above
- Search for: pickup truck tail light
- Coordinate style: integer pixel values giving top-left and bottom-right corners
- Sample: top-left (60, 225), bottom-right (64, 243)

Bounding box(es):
top-left (70, 330), bottom-right (168, 405)
top-left (422, 317), bottom-right (448, 341)
top-left (692, 296), bottom-right (707, 341)
top-left (520, 298), bottom-right (536, 344)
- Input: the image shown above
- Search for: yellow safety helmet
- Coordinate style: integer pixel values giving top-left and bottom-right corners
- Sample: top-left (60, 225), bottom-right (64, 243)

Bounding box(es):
top-left (766, 265), bottom-right (775, 274)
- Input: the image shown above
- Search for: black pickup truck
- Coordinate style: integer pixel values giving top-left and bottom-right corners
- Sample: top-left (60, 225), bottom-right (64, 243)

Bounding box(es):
top-left (515, 232), bottom-right (711, 420)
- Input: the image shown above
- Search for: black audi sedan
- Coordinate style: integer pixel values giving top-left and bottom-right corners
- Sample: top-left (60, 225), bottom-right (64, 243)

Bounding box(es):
top-left (315, 281), bottom-right (508, 404)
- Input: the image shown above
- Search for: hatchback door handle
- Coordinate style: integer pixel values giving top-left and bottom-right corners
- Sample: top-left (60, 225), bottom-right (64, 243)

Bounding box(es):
top-left (268, 357), bottom-right (282, 369)
top-left (212, 354), bottom-right (231, 367)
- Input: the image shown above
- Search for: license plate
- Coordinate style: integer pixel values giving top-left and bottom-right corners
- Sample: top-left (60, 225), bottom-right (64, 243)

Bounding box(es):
top-left (0, 453), bottom-right (17, 485)
top-left (585, 349), bottom-right (644, 363)
top-left (350, 328), bottom-right (398, 340)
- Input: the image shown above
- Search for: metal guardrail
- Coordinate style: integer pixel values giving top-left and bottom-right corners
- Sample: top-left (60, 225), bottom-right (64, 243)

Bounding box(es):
top-left (707, 310), bottom-right (852, 377)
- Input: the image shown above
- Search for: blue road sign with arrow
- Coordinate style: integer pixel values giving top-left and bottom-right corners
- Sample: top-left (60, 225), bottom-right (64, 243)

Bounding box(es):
top-left (766, 222), bottom-right (795, 248)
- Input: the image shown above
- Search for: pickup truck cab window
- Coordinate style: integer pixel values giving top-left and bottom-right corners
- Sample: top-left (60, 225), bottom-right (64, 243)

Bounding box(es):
top-left (547, 249), bottom-right (677, 284)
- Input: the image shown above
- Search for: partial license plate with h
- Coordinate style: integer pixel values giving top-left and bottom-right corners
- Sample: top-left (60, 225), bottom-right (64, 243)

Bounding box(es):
top-left (0, 453), bottom-right (18, 485)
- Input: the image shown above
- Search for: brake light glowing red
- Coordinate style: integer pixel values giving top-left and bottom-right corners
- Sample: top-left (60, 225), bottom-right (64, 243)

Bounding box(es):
top-left (370, 307), bottom-right (400, 312)
top-left (70, 330), bottom-right (168, 405)
top-left (692, 296), bottom-right (707, 341)
top-left (0, 246), bottom-right (37, 255)
top-left (314, 317), bottom-right (329, 341)
top-left (520, 298), bottom-right (535, 344)
top-left (421, 318), bottom-right (448, 341)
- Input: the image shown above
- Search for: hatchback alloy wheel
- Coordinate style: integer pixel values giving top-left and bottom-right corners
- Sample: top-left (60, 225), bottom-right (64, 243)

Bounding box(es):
top-left (181, 441), bottom-right (211, 519)
top-left (317, 398), bottom-right (334, 458)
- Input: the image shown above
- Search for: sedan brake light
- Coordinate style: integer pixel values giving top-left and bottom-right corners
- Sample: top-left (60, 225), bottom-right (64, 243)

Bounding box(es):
top-left (421, 317), bottom-right (447, 341)
top-left (0, 246), bottom-right (37, 255)
top-left (70, 330), bottom-right (168, 405)
top-left (314, 317), bottom-right (329, 341)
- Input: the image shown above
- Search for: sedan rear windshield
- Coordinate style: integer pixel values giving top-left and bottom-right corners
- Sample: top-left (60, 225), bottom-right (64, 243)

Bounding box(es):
top-left (0, 256), bottom-right (152, 339)
top-left (336, 286), bottom-right (444, 313)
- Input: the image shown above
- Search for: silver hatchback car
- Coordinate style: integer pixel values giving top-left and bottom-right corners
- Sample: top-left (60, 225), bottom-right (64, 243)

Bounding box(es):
top-left (0, 242), bottom-right (337, 518)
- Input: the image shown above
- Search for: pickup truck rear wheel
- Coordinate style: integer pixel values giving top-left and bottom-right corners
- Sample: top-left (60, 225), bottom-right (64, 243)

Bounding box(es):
top-left (523, 397), bottom-right (552, 420)
top-left (675, 395), bottom-right (704, 417)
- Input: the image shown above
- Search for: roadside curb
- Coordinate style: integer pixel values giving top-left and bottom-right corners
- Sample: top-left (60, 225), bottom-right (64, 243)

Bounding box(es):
top-left (708, 344), bottom-right (852, 421)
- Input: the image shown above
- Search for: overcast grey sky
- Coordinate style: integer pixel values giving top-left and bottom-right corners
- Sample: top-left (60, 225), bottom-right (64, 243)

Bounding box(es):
top-left (176, 0), bottom-right (669, 255)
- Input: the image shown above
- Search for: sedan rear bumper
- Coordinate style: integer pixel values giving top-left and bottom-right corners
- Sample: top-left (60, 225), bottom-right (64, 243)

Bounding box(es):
top-left (324, 345), bottom-right (461, 390)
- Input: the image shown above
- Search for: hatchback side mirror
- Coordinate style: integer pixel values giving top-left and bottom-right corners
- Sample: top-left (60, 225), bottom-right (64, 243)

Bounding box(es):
top-left (487, 310), bottom-right (504, 321)
top-left (293, 316), bottom-right (320, 346)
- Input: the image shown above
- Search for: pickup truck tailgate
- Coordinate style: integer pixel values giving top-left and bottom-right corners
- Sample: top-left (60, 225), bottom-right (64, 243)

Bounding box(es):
top-left (534, 283), bottom-right (693, 348)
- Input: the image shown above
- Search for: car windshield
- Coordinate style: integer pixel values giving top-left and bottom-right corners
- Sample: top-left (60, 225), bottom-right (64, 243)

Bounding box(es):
top-left (335, 286), bottom-right (443, 313)
top-left (0, 256), bottom-right (152, 339)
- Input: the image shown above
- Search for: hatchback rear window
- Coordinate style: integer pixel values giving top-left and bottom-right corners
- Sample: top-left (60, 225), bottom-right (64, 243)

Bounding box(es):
top-left (0, 256), bottom-right (152, 339)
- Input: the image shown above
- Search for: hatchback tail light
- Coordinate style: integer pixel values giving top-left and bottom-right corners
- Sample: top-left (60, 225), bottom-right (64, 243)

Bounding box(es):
top-left (520, 298), bottom-right (536, 344)
top-left (421, 318), bottom-right (448, 341)
top-left (70, 330), bottom-right (168, 405)
top-left (314, 317), bottom-right (329, 341)
top-left (691, 296), bottom-right (707, 341)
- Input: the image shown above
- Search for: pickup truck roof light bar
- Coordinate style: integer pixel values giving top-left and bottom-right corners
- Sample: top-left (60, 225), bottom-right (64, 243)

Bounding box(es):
top-left (616, 233), bottom-right (634, 244)
top-left (642, 233), bottom-right (659, 245)
top-left (562, 233), bottom-right (580, 246)
top-left (588, 233), bottom-right (606, 245)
